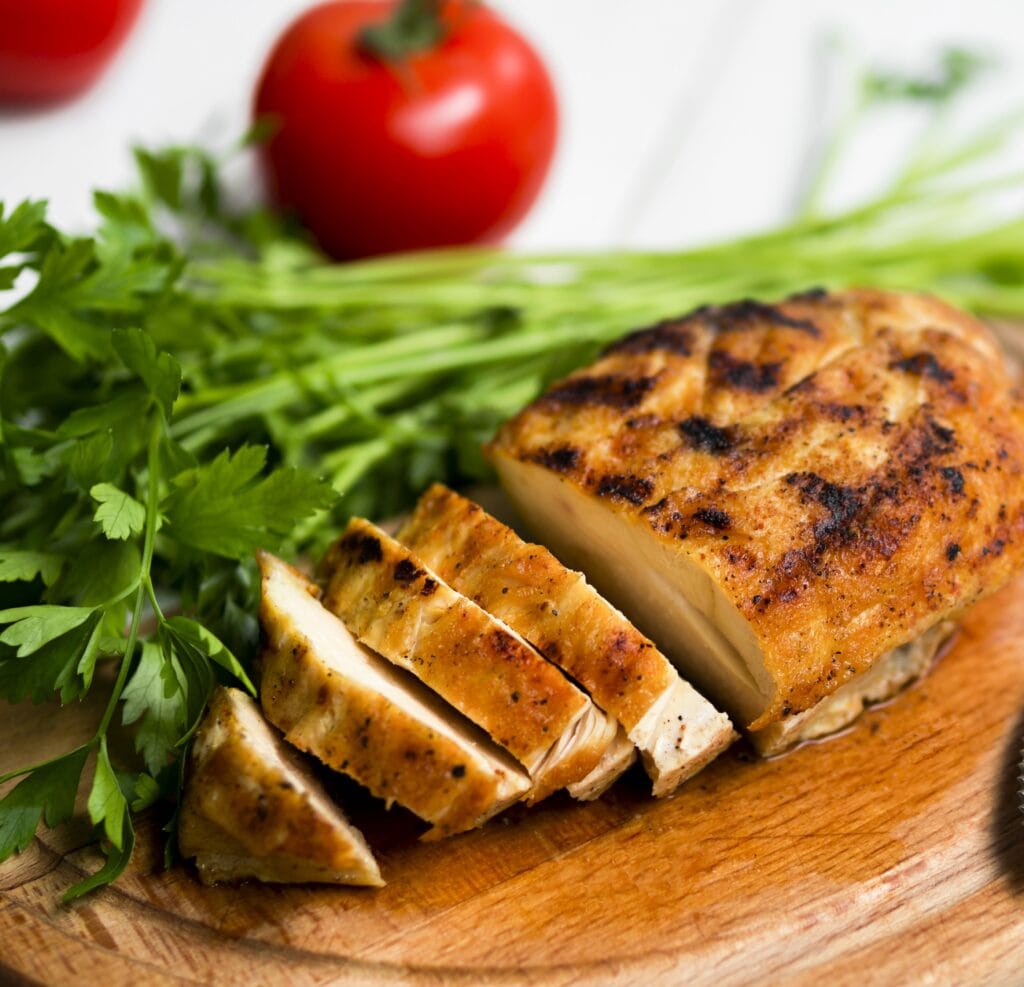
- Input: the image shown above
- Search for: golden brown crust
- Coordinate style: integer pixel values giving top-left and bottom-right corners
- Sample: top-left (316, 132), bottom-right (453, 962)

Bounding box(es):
top-left (490, 289), bottom-right (1024, 729)
top-left (396, 484), bottom-right (674, 731)
top-left (258, 553), bottom-right (527, 838)
top-left (319, 519), bottom-right (612, 800)
top-left (178, 686), bottom-right (383, 886)
top-left (751, 620), bottom-right (956, 755)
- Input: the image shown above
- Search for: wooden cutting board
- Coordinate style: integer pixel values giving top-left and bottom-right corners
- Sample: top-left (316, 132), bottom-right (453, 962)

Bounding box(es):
top-left (2, 573), bottom-right (1023, 986)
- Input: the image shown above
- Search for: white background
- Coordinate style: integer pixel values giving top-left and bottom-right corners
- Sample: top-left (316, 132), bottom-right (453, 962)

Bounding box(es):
top-left (1, 0), bottom-right (1023, 250)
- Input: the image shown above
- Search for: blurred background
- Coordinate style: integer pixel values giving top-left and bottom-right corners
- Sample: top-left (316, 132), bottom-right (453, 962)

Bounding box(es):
top-left (2, 0), bottom-right (1023, 250)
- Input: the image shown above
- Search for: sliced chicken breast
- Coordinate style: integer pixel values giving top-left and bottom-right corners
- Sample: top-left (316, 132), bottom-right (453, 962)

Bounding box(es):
top-left (257, 552), bottom-right (529, 839)
top-left (178, 686), bottom-right (383, 886)
top-left (398, 484), bottom-right (734, 795)
top-left (565, 726), bottom-right (637, 800)
top-left (319, 519), bottom-right (621, 803)
top-left (488, 289), bottom-right (1024, 752)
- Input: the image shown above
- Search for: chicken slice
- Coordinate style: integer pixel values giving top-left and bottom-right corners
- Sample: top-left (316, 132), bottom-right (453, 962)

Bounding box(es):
top-left (565, 726), bottom-right (637, 800)
top-left (320, 519), bottom-right (621, 803)
top-left (398, 485), bottom-right (734, 796)
top-left (258, 552), bottom-right (529, 839)
top-left (178, 686), bottom-right (383, 886)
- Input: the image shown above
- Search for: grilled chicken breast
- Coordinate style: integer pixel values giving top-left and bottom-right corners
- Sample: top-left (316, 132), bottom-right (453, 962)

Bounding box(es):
top-left (566, 727), bottom-right (637, 800)
top-left (489, 289), bottom-right (1024, 750)
top-left (320, 519), bottom-right (621, 803)
top-left (258, 552), bottom-right (529, 838)
top-left (398, 484), bottom-right (735, 795)
top-left (178, 686), bottom-right (383, 886)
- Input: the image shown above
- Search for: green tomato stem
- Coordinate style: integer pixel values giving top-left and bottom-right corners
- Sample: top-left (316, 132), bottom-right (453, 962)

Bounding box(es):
top-left (358, 0), bottom-right (446, 62)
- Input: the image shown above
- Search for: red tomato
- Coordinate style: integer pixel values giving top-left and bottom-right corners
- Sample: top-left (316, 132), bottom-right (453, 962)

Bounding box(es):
top-left (0, 0), bottom-right (143, 104)
top-left (253, 0), bottom-right (558, 259)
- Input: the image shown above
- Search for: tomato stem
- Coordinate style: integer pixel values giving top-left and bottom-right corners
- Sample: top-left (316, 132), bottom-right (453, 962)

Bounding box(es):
top-left (358, 0), bottom-right (447, 61)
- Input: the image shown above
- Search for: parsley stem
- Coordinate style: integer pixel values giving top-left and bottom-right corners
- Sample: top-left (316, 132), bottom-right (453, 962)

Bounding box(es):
top-left (93, 416), bottom-right (163, 742)
top-left (144, 576), bottom-right (164, 624)
top-left (170, 322), bottom-right (616, 445)
top-left (0, 743), bottom-right (90, 786)
top-left (324, 436), bottom-right (396, 492)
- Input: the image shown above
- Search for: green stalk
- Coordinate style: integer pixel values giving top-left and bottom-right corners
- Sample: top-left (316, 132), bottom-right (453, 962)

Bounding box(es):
top-left (0, 744), bottom-right (90, 786)
top-left (171, 323), bottom-right (485, 432)
top-left (93, 415), bottom-right (163, 741)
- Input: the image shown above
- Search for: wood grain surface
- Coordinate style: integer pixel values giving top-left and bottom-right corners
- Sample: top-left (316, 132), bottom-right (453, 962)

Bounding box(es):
top-left (2, 575), bottom-right (1023, 986)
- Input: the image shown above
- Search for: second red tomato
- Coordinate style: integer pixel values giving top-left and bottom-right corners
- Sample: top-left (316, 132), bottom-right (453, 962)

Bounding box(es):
top-left (0, 0), bottom-right (143, 104)
top-left (253, 0), bottom-right (558, 260)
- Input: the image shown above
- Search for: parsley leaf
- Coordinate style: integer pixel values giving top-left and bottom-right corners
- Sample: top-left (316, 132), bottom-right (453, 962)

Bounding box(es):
top-left (63, 813), bottom-right (135, 903)
top-left (0, 549), bottom-right (63, 586)
top-left (0, 199), bottom-right (47, 258)
top-left (165, 615), bottom-right (254, 698)
top-left (69, 432), bottom-right (116, 490)
top-left (164, 446), bottom-right (336, 559)
top-left (91, 483), bottom-right (146, 541)
top-left (0, 605), bottom-right (96, 657)
top-left (865, 48), bottom-right (991, 103)
top-left (1, 239), bottom-right (110, 361)
top-left (59, 387), bottom-right (150, 439)
top-left (0, 748), bottom-right (89, 861)
top-left (0, 612), bottom-right (102, 704)
top-left (61, 540), bottom-right (140, 609)
top-left (87, 738), bottom-right (127, 849)
top-left (121, 641), bottom-right (186, 775)
top-left (112, 328), bottom-right (181, 419)
top-left (134, 147), bottom-right (184, 211)
top-left (126, 771), bottom-right (162, 812)
top-left (160, 628), bottom-right (214, 741)
top-left (92, 191), bottom-right (156, 259)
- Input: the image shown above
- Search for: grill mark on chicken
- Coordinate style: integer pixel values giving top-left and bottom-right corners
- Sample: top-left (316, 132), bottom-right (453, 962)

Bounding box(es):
top-left (543, 374), bottom-right (656, 410)
top-left (786, 472), bottom-right (863, 549)
top-left (890, 351), bottom-right (955, 383)
top-left (679, 416), bottom-right (734, 454)
top-left (929, 419), bottom-right (957, 449)
top-left (692, 507), bottom-right (732, 530)
top-left (340, 531), bottom-right (383, 564)
top-left (939, 466), bottom-right (965, 495)
top-left (604, 320), bottom-right (696, 356)
top-left (904, 416), bottom-right (961, 470)
top-left (703, 299), bottom-right (822, 337)
top-left (529, 445), bottom-right (582, 473)
top-left (489, 627), bottom-right (527, 669)
top-left (596, 474), bottom-right (654, 505)
top-left (786, 286), bottom-right (829, 302)
top-left (708, 351), bottom-right (782, 393)
top-left (764, 409), bottom-right (973, 606)
top-left (816, 402), bottom-right (869, 423)
top-left (393, 559), bottom-right (425, 584)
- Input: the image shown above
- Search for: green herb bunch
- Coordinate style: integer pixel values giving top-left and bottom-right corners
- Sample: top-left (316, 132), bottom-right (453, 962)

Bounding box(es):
top-left (0, 276), bottom-right (336, 896)
top-left (2, 48), bottom-right (1023, 898)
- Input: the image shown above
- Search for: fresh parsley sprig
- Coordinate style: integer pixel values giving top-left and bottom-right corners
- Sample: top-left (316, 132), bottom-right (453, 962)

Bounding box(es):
top-left (0, 319), bottom-right (333, 898)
